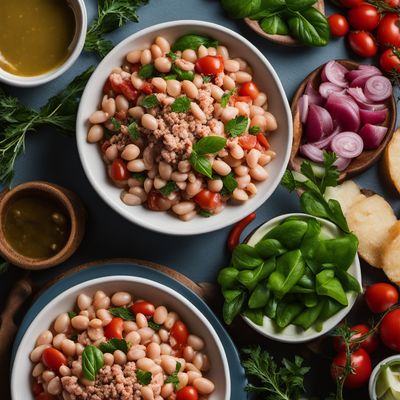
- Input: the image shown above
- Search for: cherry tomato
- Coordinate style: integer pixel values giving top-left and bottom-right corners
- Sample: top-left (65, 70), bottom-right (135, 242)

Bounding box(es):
top-left (170, 320), bottom-right (189, 346)
top-left (176, 385), bottom-right (198, 400)
top-left (110, 74), bottom-right (138, 102)
top-left (328, 14), bottom-right (350, 37)
top-left (130, 63), bottom-right (141, 73)
top-left (380, 48), bottom-right (400, 72)
top-left (146, 191), bottom-right (164, 211)
top-left (238, 134), bottom-right (257, 150)
top-left (384, 0), bottom-right (399, 6)
top-left (331, 348), bottom-right (372, 389)
top-left (347, 4), bottom-right (380, 31)
top-left (232, 95), bottom-right (252, 104)
top-left (196, 56), bottom-right (224, 75)
top-left (377, 14), bottom-right (400, 48)
top-left (238, 81), bottom-right (260, 100)
top-left (104, 317), bottom-right (124, 339)
top-left (348, 31), bottom-right (378, 57)
top-left (339, 0), bottom-right (364, 7)
top-left (35, 394), bottom-right (58, 400)
top-left (380, 309), bottom-right (400, 351)
top-left (257, 133), bottom-right (270, 150)
top-left (42, 347), bottom-right (67, 371)
top-left (32, 380), bottom-right (43, 396)
top-left (131, 301), bottom-right (155, 317)
top-left (194, 190), bottom-right (222, 210)
top-left (141, 82), bottom-right (154, 94)
top-left (110, 158), bottom-right (129, 181)
top-left (333, 324), bottom-right (379, 353)
top-left (365, 283), bottom-right (399, 313)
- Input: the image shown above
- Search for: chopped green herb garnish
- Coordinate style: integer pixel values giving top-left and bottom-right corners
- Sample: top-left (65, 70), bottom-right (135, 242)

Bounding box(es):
top-left (138, 64), bottom-right (155, 79)
top-left (148, 319), bottom-right (161, 331)
top-left (131, 172), bottom-right (146, 182)
top-left (221, 88), bottom-right (236, 108)
top-left (163, 74), bottom-right (178, 80)
top-left (202, 75), bottom-right (212, 83)
top-left (167, 51), bottom-right (178, 61)
top-left (225, 116), bottom-right (249, 137)
top-left (69, 333), bottom-right (78, 341)
top-left (136, 369), bottom-right (152, 385)
top-left (111, 117), bottom-right (121, 130)
top-left (127, 120), bottom-right (140, 140)
top-left (99, 338), bottom-right (129, 354)
top-left (68, 311), bottom-right (77, 319)
top-left (249, 126), bottom-right (261, 135)
top-left (158, 181), bottom-right (177, 196)
top-left (221, 172), bottom-right (238, 194)
top-left (109, 307), bottom-right (135, 321)
top-left (141, 94), bottom-right (159, 109)
top-left (165, 361), bottom-right (182, 388)
top-left (199, 209), bottom-right (213, 217)
top-left (172, 64), bottom-right (195, 81)
top-left (171, 96), bottom-right (191, 113)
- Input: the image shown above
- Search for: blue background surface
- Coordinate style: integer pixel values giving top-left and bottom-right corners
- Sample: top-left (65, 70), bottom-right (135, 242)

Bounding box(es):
top-left (2, 0), bottom-right (400, 398)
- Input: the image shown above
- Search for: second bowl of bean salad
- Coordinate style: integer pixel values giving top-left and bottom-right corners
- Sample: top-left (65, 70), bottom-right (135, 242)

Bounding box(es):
top-left (11, 276), bottom-right (231, 400)
top-left (77, 21), bottom-right (292, 235)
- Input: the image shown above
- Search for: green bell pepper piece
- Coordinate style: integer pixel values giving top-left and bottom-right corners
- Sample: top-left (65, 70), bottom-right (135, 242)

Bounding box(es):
top-left (218, 267), bottom-right (239, 289)
top-left (275, 298), bottom-right (304, 328)
top-left (264, 296), bottom-right (278, 319)
top-left (231, 244), bottom-right (263, 270)
top-left (243, 308), bottom-right (264, 326)
top-left (254, 238), bottom-right (286, 259)
top-left (263, 219), bottom-right (309, 249)
top-left (293, 301), bottom-right (324, 330)
top-left (316, 269), bottom-right (348, 306)
top-left (248, 283), bottom-right (270, 309)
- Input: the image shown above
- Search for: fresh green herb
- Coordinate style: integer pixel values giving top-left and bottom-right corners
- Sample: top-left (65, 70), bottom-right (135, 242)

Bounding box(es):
top-left (141, 94), bottom-right (159, 109)
top-left (171, 64), bottom-right (195, 81)
top-left (189, 152), bottom-right (213, 178)
top-left (223, 291), bottom-right (247, 325)
top-left (0, 66), bottom-right (94, 184)
top-left (249, 126), bottom-right (261, 135)
top-left (148, 319), bottom-right (161, 331)
top-left (167, 51), bottom-right (178, 61)
top-left (82, 345), bottom-right (104, 381)
top-left (0, 259), bottom-right (9, 275)
top-left (281, 152), bottom-right (349, 232)
top-left (172, 34), bottom-right (218, 51)
top-left (260, 14), bottom-right (290, 35)
top-left (158, 181), bottom-right (177, 196)
top-left (165, 361), bottom-right (182, 388)
top-left (171, 96), bottom-right (191, 113)
top-left (163, 74), bottom-right (178, 81)
top-left (111, 117), bottom-right (121, 131)
top-left (199, 209), bottom-right (213, 217)
top-left (99, 338), bottom-right (129, 354)
top-left (69, 333), bottom-right (78, 341)
top-left (84, 0), bottom-right (149, 58)
top-left (202, 75), bottom-right (213, 83)
top-left (68, 311), bottom-right (77, 319)
top-left (136, 369), bottom-right (152, 385)
top-left (131, 172), bottom-right (146, 182)
top-left (138, 64), bottom-right (155, 79)
top-left (225, 116), bottom-right (249, 137)
top-left (127, 120), bottom-right (140, 141)
top-left (221, 0), bottom-right (269, 19)
top-left (109, 307), bottom-right (134, 321)
top-left (221, 88), bottom-right (236, 108)
top-left (242, 346), bottom-right (310, 400)
top-left (221, 172), bottom-right (238, 195)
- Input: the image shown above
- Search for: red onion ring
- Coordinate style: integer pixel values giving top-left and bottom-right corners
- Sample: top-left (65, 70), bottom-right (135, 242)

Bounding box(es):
top-left (331, 132), bottom-right (364, 158)
top-left (323, 61), bottom-right (349, 88)
top-left (299, 144), bottom-right (325, 162)
top-left (364, 76), bottom-right (393, 102)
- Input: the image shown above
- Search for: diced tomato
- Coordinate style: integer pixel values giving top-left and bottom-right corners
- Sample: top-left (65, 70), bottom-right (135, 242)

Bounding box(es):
top-left (255, 142), bottom-right (265, 152)
top-left (104, 317), bottom-right (124, 339)
top-left (114, 110), bottom-right (127, 121)
top-left (103, 77), bottom-right (113, 95)
top-left (238, 134), bottom-right (257, 150)
top-left (101, 140), bottom-right (111, 153)
top-left (194, 190), bottom-right (222, 210)
top-left (130, 63), bottom-right (141, 73)
top-left (141, 82), bottom-right (154, 95)
top-left (232, 95), bottom-right (252, 104)
top-left (35, 394), bottom-right (58, 400)
top-left (109, 73), bottom-right (139, 102)
top-left (32, 380), bottom-right (43, 396)
top-left (42, 347), bottom-right (67, 371)
top-left (170, 320), bottom-right (189, 346)
top-left (111, 158), bottom-right (129, 181)
top-left (257, 133), bottom-right (270, 150)
top-left (239, 82), bottom-right (260, 100)
top-left (196, 55), bottom-right (224, 75)
top-left (147, 191), bottom-right (164, 211)
top-left (131, 301), bottom-right (155, 317)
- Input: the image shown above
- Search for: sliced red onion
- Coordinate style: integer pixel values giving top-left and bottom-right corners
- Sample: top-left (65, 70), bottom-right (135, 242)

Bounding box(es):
top-left (298, 95), bottom-right (309, 124)
top-left (364, 76), bottom-right (393, 102)
top-left (306, 104), bottom-right (334, 142)
top-left (347, 87), bottom-right (370, 104)
top-left (360, 108), bottom-right (388, 125)
top-left (350, 74), bottom-right (376, 88)
top-left (356, 98), bottom-right (387, 111)
top-left (358, 65), bottom-right (382, 74)
top-left (331, 132), bottom-right (364, 158)
top-left (334, 156), bottom-right (352, 171)
top-left (319, 82), bottom-right (345, 99)
top-left (358, 124), bottom-right (388, 149)
top-left (305, 82), bottom-right (324, 106)
top-left (313, 126), bottom-right (341, 149)
top-left (323, 61), bottom-right (349, 88)
top-left (300, 144), bottom-right (325, 162)
top-left (346, 67), bottom-right (381, 83)
top-left (326, 94), bottom-right (360, 132)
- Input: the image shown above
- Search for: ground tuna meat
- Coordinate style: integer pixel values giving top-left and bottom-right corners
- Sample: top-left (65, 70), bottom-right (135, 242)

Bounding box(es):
top-left (61, 362), bottom-right (142, 400)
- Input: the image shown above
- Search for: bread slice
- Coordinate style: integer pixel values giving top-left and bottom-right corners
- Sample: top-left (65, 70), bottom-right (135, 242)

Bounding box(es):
top-left (382, 222), bottom-right (400, 284)
top-left (384, 128), bottom-right (400, 194)
top-left (325, 180), bottom-right (366, 215)
top-left (347, 194), bottom-right (397, 268)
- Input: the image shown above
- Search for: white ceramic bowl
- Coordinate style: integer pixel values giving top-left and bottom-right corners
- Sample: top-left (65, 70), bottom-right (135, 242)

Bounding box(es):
top-left (11, 276), bottom-right (230, 400)
top-left (76, 20), bottom-right (292, 236)
top-left (369, 355), bottom-right (400, 400)
top-left (243, 213), bottom-right (362, 343)
top-left (0, 0), bottom-right (87, 87)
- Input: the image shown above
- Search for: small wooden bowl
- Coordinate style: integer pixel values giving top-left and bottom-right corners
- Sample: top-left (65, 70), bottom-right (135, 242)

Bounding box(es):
top-left (244, 0), bottom-right (325, 46)
top-left (291, 59), bottom-right (397, 182)
top-left (0, 181), bottom-right (86, 270)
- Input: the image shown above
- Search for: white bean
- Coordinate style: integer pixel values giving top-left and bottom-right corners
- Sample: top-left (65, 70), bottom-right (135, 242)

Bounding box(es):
top-left (147, 342), bottom-right (161, 360)
top-left (232, 188), bottom-right (249, 201)
top-left (171, 171), bottom-right (188, 182)
top-left (47, 376), bottom-right (61, 395)
top-left (126, 331), bottom-right (141, 346)
top-left (114, 349), bottom-right (127, 365)
top-left (141, 386), bottom-right (154, 400)
top-left (236, 174), bottom-right (251, 189)
top-left (32, 362), bottom-right (45, 377)
top-left (89, 318), bottom-right (103, 329)
top-left (217, 45), bottom-right (229, 60)
top-left (59, 365), bottom-right (72, 376)
top-left (61, 339), bottom-right (76, 357)
top-left (122, 192), bottom-right (142, 206)
top-left (198, 45), bottom-right (208, 58)
top-left (115, 95), bottom-right (129, 111)
top-left (211, 85), bottom-right (224, 101)
top-left (111, 291), bottom-right (132, 306)
top-left (127, 50), bottom-right (141, 64)
top-left (53, 334), bottom-right (66, 349)
top-left (96, 309), bottom-right (113, 326)
top-left (222, 75), bottom-right (235, 90)
top-left (250, 165), bottom-right (269, 181)
top-left (182, 49), bottom-right (197, 63)
top-left (104, 353), bottom-right (114, 366)
top-left (88, 326), bottom-right (104, 341)
top-left (161, 383), bottom-right (174, 397)
top-left (235, 71), bottom-right (252, 83)
top-left (235, 165), bottom-right (249, 177)
top-left (246, 182), bottom-right (257, 195)
top-left (221, 106), bottom-right (238, 123)
top-left (54, 313), bottom-right (70, 334)
top-left (211, 120), bottom-right (224, 136)
top-left (102, 96), bottom-right (116, 117)
top-left (89, 110), bottom-right (108, 124)
top-left (87, 125), bottom-right (104, 143)
top-left (193, 74), bottom-right (203, 88)
top-left (259, 153), bottom-right (272, 166)
top-left (250, 105), bottom-right (265, 118)
top-left (121, 144), bottom-right (140, 161)
top-left (142, 114), bottom-right (158, 130)
top-left (182, 80), bottom-right (198, 99)
top-left (77, 294), bottom-right (92, 311)
top-left (127, 159), bottom-right (146, 173)
top-left (42, 370), bottom-right (56, 383)
top-left (152, 77), bottom-right (167, 93)
top-left (154, 57), bottom-right (171, 73)
top-left (71, 315), bottom-right (89, 331)
top-left (172, 201), bottom-right (196, 216)
top-left (160, 343), bottom-right (172, 355)
top-left (254, 92), bottom-right (267, 107)
top-left (166, 80), bottom-right (181, 97)
top-left (235, 101), bottom-right (250, 117)
top-left (128, 106), bottom-right (145, 120)
top-left (187, 370), bottom-right (202, 384)
top-left (151, 44), bottom-right (163, 59)
top-left (246, 149), bottom-right (261, 169)
top-left (230, 145), bottom-right (244, 160)
top-left (137, 357), bottom-right (155, 371)
top-left (161, 355), bottom-right (177, 375)
top-left (155, 36), bottom-right (170, 53)
top-left (190, 102), bottom-right (206, 123)
top-left (131, 74), bottom-right (144, 90)
top-left (164, 312), bottom-right (179, 330)
top-left (186, 180), bottom-right (202, 197)
top-left (139, 327), bottom-right (155, 343)
top-left (224, 59), bottom-right (240, 73)
top-left (193, 377), bottom-right (215, 394)
top-left (179, 210), bottom-right (197, 221)
top-left (183, 346), bottom-right (195, 362)
top-left (251, 115), bottom-right (267, 131)
top-left (265, 112), bottom-right (278, 131)
top-left (178, 160), bottom-right (191, 173)
top-left (187, 335), bottom-right (204, 351)
top-left (208, 179), bottom-right (223, 192)
top-left (128, 347), bottom-right (146, 361)
top-left (140, 49), bottom-right (152, 65)
top-left (36, 330), bottom-right (53, 346)
top-left (136, 313), bottom-right (148, 329)
top-left (212, 159), bottom-right (231, 176)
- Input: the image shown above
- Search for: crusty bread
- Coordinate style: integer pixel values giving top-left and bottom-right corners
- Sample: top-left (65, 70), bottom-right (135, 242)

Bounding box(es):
top-left (347, 195), bottom-right (397, 268)
top-left (382, 222), bottom-right (400, 284)
top-left (384, 128), bottom-right (400, 194)
top-left (325, 180), bottom-right (366, 215)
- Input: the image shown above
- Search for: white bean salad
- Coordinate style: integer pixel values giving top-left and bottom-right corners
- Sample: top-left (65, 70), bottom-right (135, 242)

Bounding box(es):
top-left (87, 33), bottom-right (278, 220)
top-left (30, 290), bottom-right (214, 400)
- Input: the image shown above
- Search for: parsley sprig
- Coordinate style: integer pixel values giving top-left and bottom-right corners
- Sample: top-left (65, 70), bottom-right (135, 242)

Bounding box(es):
top-left (165, 362), bottom-right (182, 388)
top-left (225, 116), bottom-right (249, 137)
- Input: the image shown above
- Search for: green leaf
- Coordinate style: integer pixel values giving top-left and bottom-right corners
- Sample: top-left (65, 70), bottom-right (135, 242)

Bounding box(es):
top-left (158, 181), bottom-right (177, 196)
top-left (243, 308), bottom-right (264, 326)
top-left (131, 172), bottom-right (146, 182)
top-left (82, 345), bottom-right (104, 381)
top-left (218, 267), bottom-right (239, 289)
top-left (223, 292), bottom-right (247, 325)
top-left (316, 270), bottom-right (348, 306)
top-left (171, 64), bottom-right (195, 81)
top-left (165, 361), bottom-right (182, 388)
top-left (148, 319), bottom-right (161, 331)
top-left (202, 75), bottom-right (213, 83)
top-left (286, 0), bottom-right (318, 11)
top-left (167, 51), bottom-right (178, 61)
top-left (221, 88), bottom-right (236, 108)
top-left (99, 338), bottom-right (129, 354)
top-left (163, 74), bottom-right (178, 80)
top-left (260, 15), bottom-right (289, 35)
top-left (138, 64), bottom-right (155, 79)
top-left (327, 199), bottom-right (349, 232)
top-left (225, 116), bottom-right (249, 137)
top-left (248, 0), bottom-right (286, 18)
top-left (281, 170), bottom-right (297, 192)
top-left (199, 209), bottom-right (213, 217)
top-left (68, 311), bottom-right (77, 319)
top-left (264, 219), bottom-right (309, 249)
top-left (249, 126), bottom-right (261, 135)
top-left (109, 307), bottom-right (134, 321)
top-left (221, 172), bottom-right (238, 194)
top-left (221, 0), bottom-right (261, 18)
top-left (189, 152), bottom-right (213, 178)
top-left (172, 34), bottom-right (218, 51)
top-left (232, 244), bottom-right (263, 270)
top-left (171, 96), bottom-right (191, 113)
top-left (141, 94), bottom-right (159, 109)
top-left (136, 369), bottom-right (152, 385)
top-left (193, 136), bottom-right (227, 155)
top-left (127, 120), bottom-right (140, 141)
top-left (111, 117), bottom-right (121, 130)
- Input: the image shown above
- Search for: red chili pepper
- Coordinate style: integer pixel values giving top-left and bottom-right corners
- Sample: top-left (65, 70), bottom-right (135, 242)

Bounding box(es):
top-left (227, 212), bottom-right (257, 252)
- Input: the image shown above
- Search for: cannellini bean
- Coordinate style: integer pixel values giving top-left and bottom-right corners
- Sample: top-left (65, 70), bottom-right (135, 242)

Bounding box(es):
top-left (208, 179), bottom-right (223, 192)
top-left (61, 339), bottom-right (76, 357)
top-left (265, 111), bottom-right (278, 131)
top-left (222, 75), bottom-right (235, 90)
top-left (128, 347), bottom-right (146, 361)
top-left (53, 334), bottom-right (66, 349)
top-left (77, 294), bottom-right (92, 311)
top-left (89, 318), bottom-right (103, 329)
top-left (172, 201), bottom-right (196, 216)
top-left (235, 165), bottom-right (249, 177)
top-left (125, 331), bottom-right (141, 346)
top-left (236, 174), bottom-right (251, 189)
top-left (149, 305), bottom-right (167, 326)
top-left (94, 292), bottom-right (107, 305)
top-left (128, 186), bottom-right (147, 202)
top-left (71, 315), bottom-right (89, 331)
top-left (153, 176), bottom-right (167, 190)
top-left (89, 110), bottom-right (108, 124)
top-left (151, 44), bottom-right (163, 59)
top-left (212, 159), bottom-right (231, 176)
top-left (194, 377), bottom-right (215, 394)
top-left (54, 313), bottom-right (70, 334)
top-left (102, 96), bottom-right (116, 117)
top-left (128, 106), bottom-right (145, 120)
top-left (183, 346), bottom-right (195, 362)
top-left (88, 327), bottom-right (104, 341)
top-left (144, 178), bottom-right (154, 193)
top-left (124, 320), bottom-right (138, 333)
top-left (140, 49), bottom-right (152, 65)
top-left (212, 120), bottom-right (225, 136)
top-left (161, 355), bottom-right (178, 375)
top-left (178, 160), bottom-right (191, 173)
top-left (179, 210), bottom-right (197, 221)
top-left (32, 363), bottom-right (45, 377)
top-left (224, 59), bottom-right (240, 73)
top-left (258, 153), bottom-right (272, 166)
top-left (81, 378), bottom-right (95, 387)
top-left (147, 342), bottom-right (161, 359)
top-left (190, 102), bottom-right (206, 123)
top-left (96, 309), bottom-right (112, 326)
top-left (127, 50), bottom-right (141, 64)
top-left (131, 75), bottom-right (144, 90)
top-left (250, 165), bottom-right (269, 181)
top-left (182, 80), bottom-right (198, 99)
top-left (211, 85), bottom-right (224, 101)
top-left (246, 182), bottom-right (257, 195)
top-left (115, 95), bottom-right (129, 111)
top-left (230, 144), bottom-right (244, 160)
top-left (213, 103), bottom-right (223, 118)
top-left (246, 149), bottom-right (261, 168)
top-left (59, 365), bottom-right (72, 376)
top-left (141, 386), bottom-right (154, 400)
top-left (221, 106), bottom-right (238, 123)
top-left (42, 370), bottom-right (56, 382)
top-left (114, 349), bottom-right (127, 365)
top-left (136, 313), bottom-right (148, 329)
top-left (143, 146), bottom-right (154, 170)
top-left (166, 79), bottom-right (181, 97)
top-left (121, 144), bottom-right (140, 161)
top-left (251, 115), bottom-right (267, 131)
top-left (224, 155), bottom-right (242, 167)
top-left (254, 92), bottom-right (267, 107)
top-left (185, 363), bottom-right (201, 373)
top-left (157, 161), bottom-right (172, 180)
top-left (87, 125), bottom-right (104, 143)
top-left (154, 57), bottom-right (171, 73)
top-left (217, 45), bottom-right (229, 59)
top-left (127, 159), bottom-right (146, 173)
top-left (176, 58), bottom-right (195, 71)
top-left (250, 105), bottom-right (264, 118)
top-left (152, 77), bottom-right (167, 93)
top-left (122, 192), bottom-right (142, 206)
top-left (79, 310), bottom-right (89, 317)
top-left (36, 330), bottom-right (53, 346)
top-left (186, 180), bottom-right (202, 197)
top-left (236, 101), bottom-right (250, 117)
top-left (105, 144), bottom-right (118, 162)
top-left (193, 353), bottom-right (205, 370)
top-left (71, 360), bottom-right (82, 377)
top-left (137, 357), bottom-right (155, 371)
top-left (142, 114), bottom-right (158, 130)
top-left (187, 370), bottom-right (202, 384)
top-left (111, 291), bottom-right (132, 306)
top-left (235, 71), bottom-right (252, 83)
top-left (103, 353), bottom-right (114, 366)
top-left (193, 74), bottom-right (203, 88)
top-left (155, 36), bottom-right (170, 53)
top-left (164, 312), bottom-right (179, 330)
top-left (232, 188), bottom-right (249, 201)
top-left (139, 327), bottom-right (155, 343)
top-left (188, 335), bottom-right (204, 351)
top-left (182, 49), bottom-right (197, 63)
top-left (160, 343), bottom-right (172, 355)
top-left (161, 383), bottom-right (174, 397)
top-left (171, 171), bottom-right (188, 182)
top-left (198, 45), bottom-right (208, 58)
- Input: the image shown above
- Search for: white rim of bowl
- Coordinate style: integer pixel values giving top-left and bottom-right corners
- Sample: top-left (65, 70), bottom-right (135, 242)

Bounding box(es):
top-left (76, 19), bottom-right (293, 236)
top-left (11, 275), bottom-right (231, 400)
top-left (369, 355), bottom-right (400, 400)
top-left (242, 213), bottom-right (362, 343)
top-left (0, 0), bottom-right (87, 87)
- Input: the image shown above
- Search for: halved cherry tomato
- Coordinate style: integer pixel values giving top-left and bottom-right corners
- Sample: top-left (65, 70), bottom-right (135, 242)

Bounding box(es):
top-left (111, 158), bottom-right (129, 181)
top-left (147, 191), bottom-right (164, 211)
top-left (380, 48), bottom-right (400, 73)
top-left (232, 95), bottom-right (252, 104)
top-left (257, 133), bottom-right (270, 150)
top-left (104, 317), bottom-right (124, 339)
top-left (348, 31), bottom-right (378, 57)
top-left (42, 347), bottom-right (67, 371)
top-left (365, 282), bottom-right (399, 313)
top-left (32, 380), bottom-right (43, 396)
top-left (176, 386), bottom-right (198, 400)
top-left (110, 74), bottom-right (138, 102)
top-left (238, 81), bottom-right (260, 100)
top-left (347, 4), bottom-right (380, 31)
top-left (380, 309), bottom-right (400, 351)
top-left (141, 82), bottom-right (154, 95)
top-left (131, 301), bottom-right (155, 317)
top-left (194, 190), bottom-right (222, 210)
top-left (385, 0), bottom-right (399, 6)
top-left (170, 320), bottom-right (189, 346)
top-left (333, 324), bottom-right (379, 353)
top-left (238, 134), bottom-right (257, 150)
top-left (377, 14), bottom-right (400, 48)
top-left (196, 56), bottom-right (224, 75)
top-left (328, 14), bottom-right (350, 37)
top-left (35, 394), bottom-right (58, 400)
top-left (339, 0), bottom-right (364, 7)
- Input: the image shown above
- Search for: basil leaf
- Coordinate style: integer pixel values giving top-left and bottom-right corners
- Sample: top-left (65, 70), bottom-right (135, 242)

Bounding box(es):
top-left (141, 94), bottom-right (159, 109)
top-left (171, 96), bottom-right (191, 113)
top-left (223, 291), bottom-right (247, 325)
top-left (189, 152), bottom-right (213, 178)
top-left (316, 270), bottom-right (348, 306)
top-left (249, 126), bottom-right (261, 135)
top-left (286, 0), bottom-right (318, 11)
top-left (232, 244), bottom-right (263, 270)
top-left (260, 15), bottom-right (289, 35)
top-left (221, 88), bottom-right (236, 108)
top-left (138, 64), bottom-right (155, 79)
top-left (158, 181), bottom-right (177, 196)
top-left (172, 34), bottom-right (218, 51)
top-left (221, 172), bottom-right (238, 194)
top-left (131, 172), bottom-right (146, 183)
top-left (225, 116), bottom-right (249, 137)
top-left (171, 64), bottom-right (195, 81)
top-left (163, 74), bottom-right (178, 80)
top-left (193, 136), bottom-right (227, 155)
top-left (148, 319), bottom-right (161, 331)
top-left (82, 345), bottom-right (104, 381)
top-left (109, 307), bottom-right (134, 321)
top-left (111, 117), bottom-right (121, 131)
top-left (128, 121), bottom-right (140, 141)
top-left (221, 0), bottom-right (261, 19)
top-left (249, 0), bottom-right (286, 19)
top-left (165, 361), bottom-right (181, 388)
top-left (99, 338), bottom-right (129, 354)
top-left (202, 75), bottom-right (212, 83)
top-left (68, 311), bottom-right (77, 319)
top-left (287, 8), bottom-right (330, 47)
top-left (199, 209), bottom-right (213, 217)
top-left (167, 51), bottom-right (178, 61)
top-left (136, 369), bottom-right (152, 385)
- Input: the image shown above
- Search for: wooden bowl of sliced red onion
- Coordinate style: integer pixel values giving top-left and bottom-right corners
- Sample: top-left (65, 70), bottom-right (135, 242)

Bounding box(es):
top-left (291, 59), bottom-right (397, 181)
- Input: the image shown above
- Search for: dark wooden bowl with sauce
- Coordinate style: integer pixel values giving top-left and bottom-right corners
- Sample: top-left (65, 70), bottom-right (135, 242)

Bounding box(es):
top-left (0, 181), bottom-right (86, 270)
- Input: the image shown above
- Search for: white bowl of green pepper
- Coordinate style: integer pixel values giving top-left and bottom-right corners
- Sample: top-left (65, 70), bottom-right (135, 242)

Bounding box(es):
top-left (219, 213), bottom-right (362, 343)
